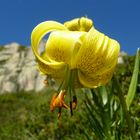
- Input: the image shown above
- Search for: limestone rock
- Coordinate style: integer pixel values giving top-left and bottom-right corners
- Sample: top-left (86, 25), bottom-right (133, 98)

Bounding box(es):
top-left (118, 51), bottom-right (127, 64)
top-left (0, 42), bottom-right (46, 94)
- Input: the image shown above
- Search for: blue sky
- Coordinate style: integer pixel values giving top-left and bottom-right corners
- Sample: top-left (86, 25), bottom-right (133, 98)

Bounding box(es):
top-left (0, 0), bottom-right (140, 54)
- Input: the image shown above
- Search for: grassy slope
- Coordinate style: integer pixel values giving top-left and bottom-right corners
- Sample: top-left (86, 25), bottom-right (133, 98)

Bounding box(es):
top-left (0, 89), bottom-right (88, 140)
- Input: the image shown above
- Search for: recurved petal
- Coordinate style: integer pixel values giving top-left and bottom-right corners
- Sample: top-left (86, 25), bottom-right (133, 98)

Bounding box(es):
top-left (64, 18), bottom-right (80, 31)
top-left (78, 62), bottom-right (117, 88)
top-left (31, 21), bottom-right (68, 77)
top-left (78, 17), bottom-right (93, 31)
top-left (31, 21), bottom-right (67, 49)
top-left (75, 27), bottom-right (120, 75)
top-left (75, 27), bottom-right (120, 87)
top-left (36, 60), bottom-right (67, 79)
top-left (64, 17), bottom-right (93, 32)
top-left (44, 30), bottom-right (85, 65)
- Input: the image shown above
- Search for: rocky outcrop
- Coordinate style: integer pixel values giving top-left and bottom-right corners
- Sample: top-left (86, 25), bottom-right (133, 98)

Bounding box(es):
top-left (118, 51), bottom-right (127, 64)
top-left (0, 42), bottom-right (46, 94)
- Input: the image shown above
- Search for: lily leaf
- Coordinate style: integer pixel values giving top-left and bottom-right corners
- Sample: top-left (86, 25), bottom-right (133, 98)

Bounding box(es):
top-left (126, 48), bottom-right (139, 109)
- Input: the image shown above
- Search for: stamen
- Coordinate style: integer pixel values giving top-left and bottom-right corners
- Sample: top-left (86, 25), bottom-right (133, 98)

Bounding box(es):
top-left (50, 90), bottom-right (69, 118)
top-left (72, 95), bottom-right (77, 110)
top-left (43, 79), bottom-right (48, 85)
top-left (70, 101), bottom-right (73, 116)
top-left (58, 108), bottom-right (62, 119)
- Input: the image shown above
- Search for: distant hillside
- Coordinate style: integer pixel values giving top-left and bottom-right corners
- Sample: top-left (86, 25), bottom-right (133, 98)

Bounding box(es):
top-left (0, 42), bottom-right (127, 94)
top-left (0, 42), bottom-right (47, 94)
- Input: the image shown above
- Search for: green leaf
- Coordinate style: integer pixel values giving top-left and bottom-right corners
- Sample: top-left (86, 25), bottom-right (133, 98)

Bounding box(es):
top-left (126, 48), bottom-right (139, 109)
top-left (85, 102), bottom-right (105, 139)
top-left (98, 86), bottom-right (108, 106)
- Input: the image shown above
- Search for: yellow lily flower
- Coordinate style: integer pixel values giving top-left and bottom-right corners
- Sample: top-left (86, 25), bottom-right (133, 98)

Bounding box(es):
top-left (31, 17), bottom-right (120, 88)
top-left (31, 17), bottom-right (120, 117)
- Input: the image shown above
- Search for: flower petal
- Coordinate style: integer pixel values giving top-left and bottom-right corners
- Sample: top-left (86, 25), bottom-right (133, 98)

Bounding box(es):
top-left (31, 21), bottom-right (68, 77)
top-left (78, 62), bottom-right (117, 88)
top-left (64, 17), bottom-right (93, 32)
top-left (43, 30), bottom-right (85, 65)
top-left (75, 27), bottom-right (120, 87)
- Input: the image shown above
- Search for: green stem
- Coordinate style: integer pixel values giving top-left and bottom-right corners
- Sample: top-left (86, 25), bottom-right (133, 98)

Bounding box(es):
top-left (58, 68), bottom-right (77, 116)
top-left (113, 76), bottom-right (136, 140)
top-left (61, 66), bottom-right (71, 91)
top-left (69, 69), bottom-right (77, 116)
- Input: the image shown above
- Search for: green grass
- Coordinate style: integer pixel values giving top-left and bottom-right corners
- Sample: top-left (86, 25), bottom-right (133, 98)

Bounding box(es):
top-left (0, 89), bottom-right (89, 140)
top-left (0, 87), bottom-right (139, 140)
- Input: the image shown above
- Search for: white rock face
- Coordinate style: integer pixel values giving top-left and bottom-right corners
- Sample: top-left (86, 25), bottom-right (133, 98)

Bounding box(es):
top-left (0, 42), bottom-right (46, 94)
top-left (118, 51), bottom-right (127, 64)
